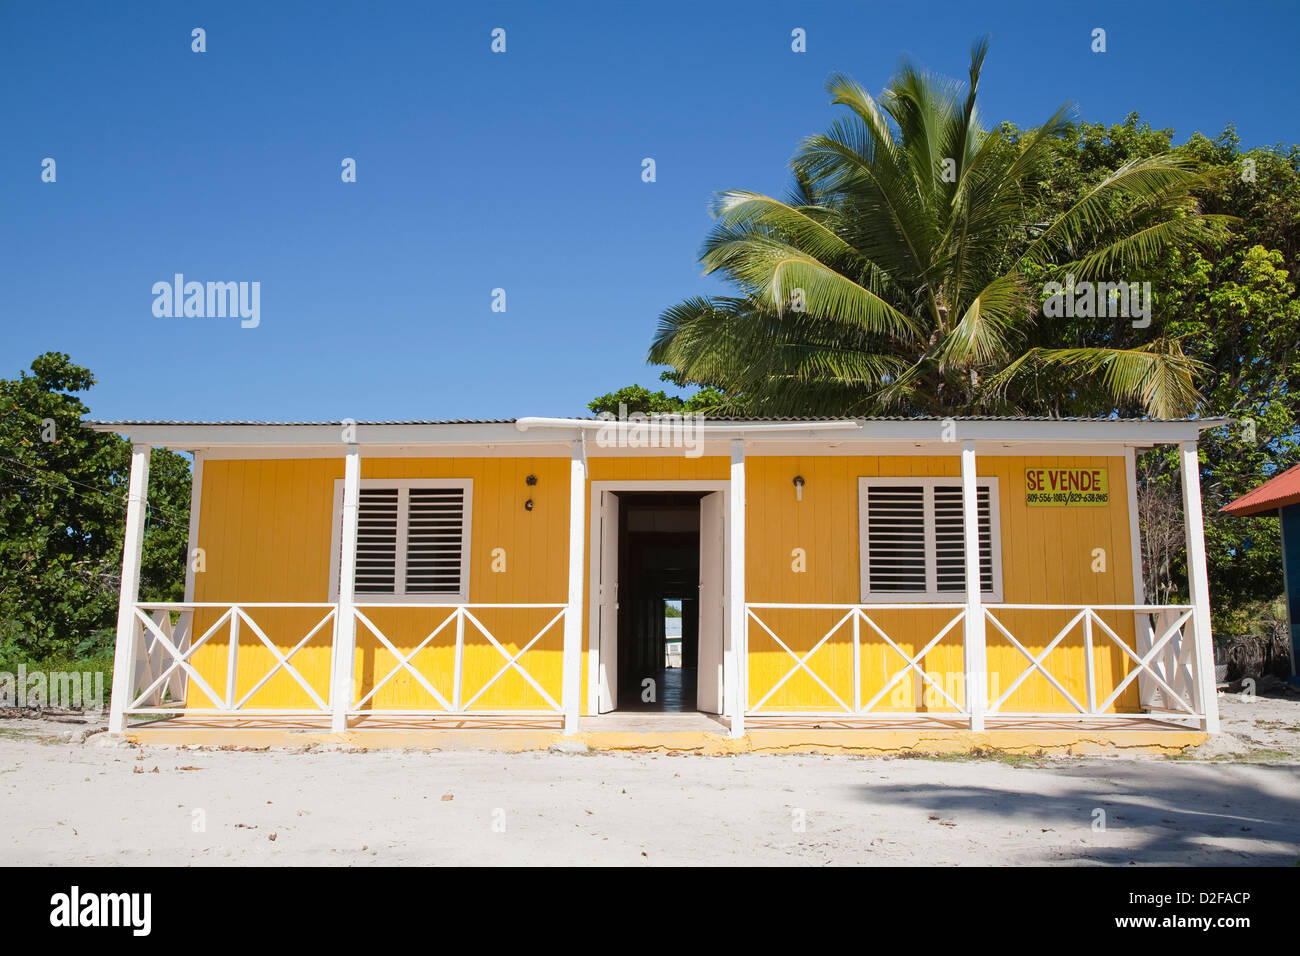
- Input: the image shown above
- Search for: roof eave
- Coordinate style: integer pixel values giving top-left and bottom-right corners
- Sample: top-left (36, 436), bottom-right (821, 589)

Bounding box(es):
top-left (83, 416), bottom-right (1231, 452)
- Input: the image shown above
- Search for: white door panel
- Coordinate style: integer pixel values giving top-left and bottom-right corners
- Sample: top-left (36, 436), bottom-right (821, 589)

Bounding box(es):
top-left (596, 491), bottom-right (620, 712)
top-left (697, 491), bottom-right (725, 714)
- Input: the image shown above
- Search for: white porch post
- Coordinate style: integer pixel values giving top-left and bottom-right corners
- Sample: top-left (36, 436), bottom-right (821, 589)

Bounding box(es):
top-left (1179, 440), bottom-right (1221, 733)
top-left (183, 451), bottom-right (204, 604)
top-left (562, 439), bottom-right (586, 733)
top-left (728, 439), bottom-right (746, 738)
top-left (1125, 446), bottom-right (1157, 707)
top-left (170, 450), bottom-right (204, 706)
top-left (108, 444), bottom-right (151, 734)
top-left (960, 440), bottom-right (987, 732)
top-left (331, 444), bottom-right (362, 733)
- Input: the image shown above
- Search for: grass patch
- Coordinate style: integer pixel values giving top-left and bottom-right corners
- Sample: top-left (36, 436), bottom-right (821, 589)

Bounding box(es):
top-left (0, 725), bottom-right (67, 745)
top-left (892, 746), bottom-right (1048, 766)
top-left (1232, 747), bottom-right (1300, 764)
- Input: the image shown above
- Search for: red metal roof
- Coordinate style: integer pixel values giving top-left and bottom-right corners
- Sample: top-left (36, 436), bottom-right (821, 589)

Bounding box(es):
top-left (1221, 462), bottom-right (1300, 517)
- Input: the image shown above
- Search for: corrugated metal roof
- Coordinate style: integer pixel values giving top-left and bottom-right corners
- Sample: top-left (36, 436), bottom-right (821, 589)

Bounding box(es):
top-left (1221, 462), bottom-right (1300, 517)
top-left (84, 415), bottom-right (1225, 426)
top-left (85, 419), bottom-right (520, 426)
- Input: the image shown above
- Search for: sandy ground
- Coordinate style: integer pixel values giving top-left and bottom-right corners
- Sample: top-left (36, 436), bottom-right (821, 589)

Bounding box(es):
top-left (2, 691), bottom-right (1298, 866)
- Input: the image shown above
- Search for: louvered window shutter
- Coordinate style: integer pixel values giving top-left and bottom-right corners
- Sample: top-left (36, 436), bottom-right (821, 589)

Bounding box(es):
top-left (404, 487), bottom-right (466, 596)
top-left (932, 485), bottom-right (994, 593)
top-left (861, 479), bottom-right (999, 600)
top-left (354, 489), bottom-right (399, 594)
top-left (342, 484), bottom-right (469, 599)
top-left (864, 485), bottom-right (928, 592)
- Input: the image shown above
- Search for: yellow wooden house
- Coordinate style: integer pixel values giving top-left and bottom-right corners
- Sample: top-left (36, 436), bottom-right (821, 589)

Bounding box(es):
top-left (93, 414), bottom-right (1224, 751)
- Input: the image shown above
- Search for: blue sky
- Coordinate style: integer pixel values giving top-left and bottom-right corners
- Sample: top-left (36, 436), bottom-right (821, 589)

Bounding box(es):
top-left (3, 0), bottom-right (1297, 422)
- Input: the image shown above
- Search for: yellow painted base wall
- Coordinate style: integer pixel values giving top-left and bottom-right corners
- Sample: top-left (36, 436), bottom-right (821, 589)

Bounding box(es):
top-left (187, 452), bottom-right (1140, 717)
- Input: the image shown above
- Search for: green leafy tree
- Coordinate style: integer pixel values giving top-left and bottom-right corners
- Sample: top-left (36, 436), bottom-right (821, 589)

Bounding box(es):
top-left (645, 42), bottom-right (1300, 640)
top-left (1006, 117), bottom-right (1300, 631)
top-left (588, 374), bottom-right (724, 416)
top-left (650, 40), bottom-right (1229, 418)
top-left (0, 354), bottom-right (191, 661)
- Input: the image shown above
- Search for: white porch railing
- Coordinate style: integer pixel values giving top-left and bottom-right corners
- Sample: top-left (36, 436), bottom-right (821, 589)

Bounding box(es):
top-left (125, 603), bottom-right (338, 717)
top-left (119, 601), bottom-right (566, 720)
top-left (746, 604), bottom-right (969, 718)
top-left (348, 604), bottom-right (566, 716)
top-left (982, 604), bottom-right (1203, 720)
top-left (745, 602), bottom-right (1208, 726)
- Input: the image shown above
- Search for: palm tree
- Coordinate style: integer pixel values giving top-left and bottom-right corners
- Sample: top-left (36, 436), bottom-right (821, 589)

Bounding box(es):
top-left (650, 39), bottom-right (1229, 418)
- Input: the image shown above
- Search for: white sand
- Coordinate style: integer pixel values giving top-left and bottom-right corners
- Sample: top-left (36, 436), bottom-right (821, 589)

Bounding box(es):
top-left (2, 691), bottom-right (1297, 866)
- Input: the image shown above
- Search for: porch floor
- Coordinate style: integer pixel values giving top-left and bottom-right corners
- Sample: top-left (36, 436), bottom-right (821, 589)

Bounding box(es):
top-left (122, 712), bottom-right (1206, 755)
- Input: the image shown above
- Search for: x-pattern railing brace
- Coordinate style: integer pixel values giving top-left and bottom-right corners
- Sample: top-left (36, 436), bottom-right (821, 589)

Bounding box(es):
top-left (349, 606), bottom-right (565, 714)
top-left (747, 608), bottom-right (855, 713)
top-left (132, 606), bottom-right (228, 711)
top-left (984, 609), bottom-right (1089, 715)
top-left (746, 607), bottom-right (968, 716)
top-left (459, 608), bottom-right (564, 713)
top-left (1094, 609), bottom-right (1197, 715)
top-left (984, 607), bottom-right (1198, 717)
top-left (859, 609), bottom-right (968, 714)
top-left (351, 608), bottom-right (456, 711)
top-left (233, 608), bottom-right (335, 712)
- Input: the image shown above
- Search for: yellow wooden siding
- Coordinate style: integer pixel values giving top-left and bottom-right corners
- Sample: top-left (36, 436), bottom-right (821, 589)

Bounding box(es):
top-left (191, 457), bottom-right (570, 713)
top-left (190, 451), bottom-right (1138, 716)
top-left (744, 455), bottom-right (1139, 714)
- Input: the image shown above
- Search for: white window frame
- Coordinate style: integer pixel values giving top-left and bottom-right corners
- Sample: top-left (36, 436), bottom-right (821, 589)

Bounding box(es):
top-left (857, 476), bottom-right (1003, 603)
top-left (328, 478), bottom-right (473, 604)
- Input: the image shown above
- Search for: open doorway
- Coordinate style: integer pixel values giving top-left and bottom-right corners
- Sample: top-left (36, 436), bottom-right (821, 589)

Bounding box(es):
top-left (616, 493), bottom-right (701, 711)
top-left (593, 487), bottom-right (726, 715)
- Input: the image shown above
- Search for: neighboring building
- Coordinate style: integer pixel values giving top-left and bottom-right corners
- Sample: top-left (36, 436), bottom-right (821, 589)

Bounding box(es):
top-left (91, 415), bottom-right (1225, 751)
top-left (1221, 461), bottom-right (1300, 679)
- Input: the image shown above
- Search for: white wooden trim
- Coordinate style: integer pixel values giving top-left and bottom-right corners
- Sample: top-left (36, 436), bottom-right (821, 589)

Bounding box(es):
top-left (109, 444), bottom-right (151, 733)
top-left (1125, 446), bottom-right (1157, 706)
top-left (728, 441), bottom-right (746, 738)
top-left (697, 491), bottom-right (725, 713)
top-left (183, 452), bottom-right (203, 603)
top-left (743, 441), bottom-right (1152, 458)
top-left (90, 418), bottom-right (1227, 452)
top-left (961, 442), bottom-right (988, 730)
top-left (195, 444), bottom-right (575, 461)
top-left (191, 440), bottom-right (1156, 461)
top-left (1126, 447), bottom-right (1146, 606)
top-left (330, 445), bottom-right (361, 732)
top-left (328, 477), bottom-right (473, 604)
top-left (593, 490), bottom-right (620, 713)
top-left (562, 441), bottom-right (586, 733)
top-left (585, 479), bottom-right (733, 719)
top-left (1179, 441), bottom-right (1221, 733)
top-left (171, 451), bottom-right (204, 711)
top-left (857, 475), bottom-right (1003, 602)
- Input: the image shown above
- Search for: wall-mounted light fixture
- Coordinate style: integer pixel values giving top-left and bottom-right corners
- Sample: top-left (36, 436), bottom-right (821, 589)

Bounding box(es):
top-left (793, 475), bottom-right (805, 502)
top-left (524, 499), bottom-right (534, 511)
top-left (525, 474), bottom-right (538, 486)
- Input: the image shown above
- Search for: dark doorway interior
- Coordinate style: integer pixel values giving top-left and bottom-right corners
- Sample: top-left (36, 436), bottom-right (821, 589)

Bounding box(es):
top-left (616, 493), bottom-right (703, 712)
